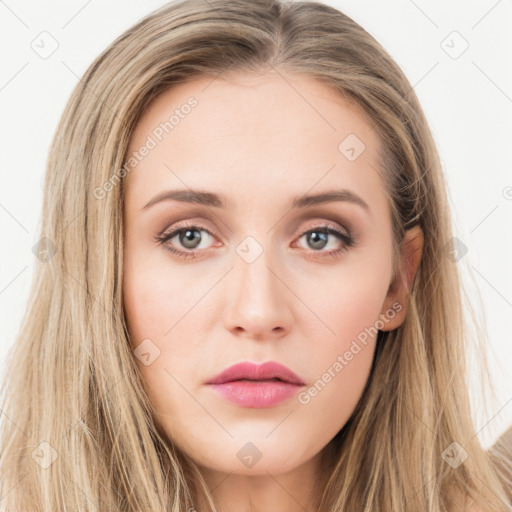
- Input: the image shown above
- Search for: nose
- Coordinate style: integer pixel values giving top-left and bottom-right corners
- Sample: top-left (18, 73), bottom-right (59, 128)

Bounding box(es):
top-left (222, 246), bottom-right (294, 341)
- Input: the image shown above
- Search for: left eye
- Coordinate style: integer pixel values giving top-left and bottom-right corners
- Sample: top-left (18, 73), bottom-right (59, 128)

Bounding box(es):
top-left (296, 227), bottom-right (348, 251)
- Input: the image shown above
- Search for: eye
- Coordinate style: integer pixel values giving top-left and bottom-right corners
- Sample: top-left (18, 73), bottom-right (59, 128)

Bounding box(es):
top-left (294, 224), bottom-right (355, 258)
top-left (153, 221), bottom-right (356, 260)
top-left (153, 222), bottom-right (216, 259)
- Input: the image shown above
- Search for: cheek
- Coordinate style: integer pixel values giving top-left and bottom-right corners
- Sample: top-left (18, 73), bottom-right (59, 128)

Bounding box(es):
top-left (123, 248), bottom-right (199, 347)
top-left (304, 257), bottom-right (391, 347)
top-left (294, 315), bottom-right (379, 444)
top-left (122, 249), bottom-right (209, 413)
top-left (294, 261), bottom-right (390, 421)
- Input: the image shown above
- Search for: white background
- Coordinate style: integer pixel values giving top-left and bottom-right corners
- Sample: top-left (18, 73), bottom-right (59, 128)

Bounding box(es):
top-left (0, 0), bottom-right (511, 449)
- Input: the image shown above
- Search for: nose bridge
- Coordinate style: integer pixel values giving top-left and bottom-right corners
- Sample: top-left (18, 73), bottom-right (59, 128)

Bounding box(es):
top-left (222, 233), bottom-right (292, 338)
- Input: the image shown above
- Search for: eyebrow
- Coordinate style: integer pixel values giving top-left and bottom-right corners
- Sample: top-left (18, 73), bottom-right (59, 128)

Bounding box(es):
top-left (142, 188), bottom-right (369, 211)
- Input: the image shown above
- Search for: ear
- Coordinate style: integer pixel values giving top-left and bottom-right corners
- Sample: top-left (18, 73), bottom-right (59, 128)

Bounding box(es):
top-left (378, 224), bottom-right (424, 331)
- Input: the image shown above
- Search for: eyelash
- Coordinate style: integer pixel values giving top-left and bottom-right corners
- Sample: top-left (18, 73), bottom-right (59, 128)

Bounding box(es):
top-left (153, 221), bottom-right (356, 260)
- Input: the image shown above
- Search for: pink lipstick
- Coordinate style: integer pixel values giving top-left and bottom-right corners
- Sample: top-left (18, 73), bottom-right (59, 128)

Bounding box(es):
top-left (206, 361), bottom-right (305, 408)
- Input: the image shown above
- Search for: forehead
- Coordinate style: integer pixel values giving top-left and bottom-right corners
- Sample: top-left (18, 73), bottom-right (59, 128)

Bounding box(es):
top-left (124, 71), bottom-right (387, 216)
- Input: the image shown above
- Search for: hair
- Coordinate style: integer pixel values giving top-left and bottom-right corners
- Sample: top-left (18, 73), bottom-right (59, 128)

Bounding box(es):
top-left (0, 0), bottom-right (510, 510)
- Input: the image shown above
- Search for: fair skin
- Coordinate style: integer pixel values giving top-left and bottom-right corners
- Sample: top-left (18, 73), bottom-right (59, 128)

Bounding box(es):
top-left (122, 70), bottom-right (423, 512)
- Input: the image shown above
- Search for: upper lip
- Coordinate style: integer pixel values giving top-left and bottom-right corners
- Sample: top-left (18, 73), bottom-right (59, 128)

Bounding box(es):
top-left (206, 361), bottom-right (305, 386)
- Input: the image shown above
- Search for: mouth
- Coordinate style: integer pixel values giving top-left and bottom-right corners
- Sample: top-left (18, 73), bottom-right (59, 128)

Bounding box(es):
top-left (206, 362), bottom-right (306, 408)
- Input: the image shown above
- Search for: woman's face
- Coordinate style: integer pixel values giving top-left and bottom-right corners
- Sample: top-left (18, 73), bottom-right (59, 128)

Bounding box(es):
top-left (123, 71), bottom-right (416, 478)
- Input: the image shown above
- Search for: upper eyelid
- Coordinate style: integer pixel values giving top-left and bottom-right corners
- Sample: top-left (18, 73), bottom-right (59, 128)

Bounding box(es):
top-left (157, 203), bottom-right (360, 233)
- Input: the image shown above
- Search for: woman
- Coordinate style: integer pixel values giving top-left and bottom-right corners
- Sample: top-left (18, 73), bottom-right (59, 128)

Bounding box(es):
top-left (0, 0), bottom-right (510, 510)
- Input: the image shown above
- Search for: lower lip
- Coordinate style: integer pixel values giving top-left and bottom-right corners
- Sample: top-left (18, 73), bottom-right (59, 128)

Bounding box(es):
top-left (208, 380), bottom-right (303, 408)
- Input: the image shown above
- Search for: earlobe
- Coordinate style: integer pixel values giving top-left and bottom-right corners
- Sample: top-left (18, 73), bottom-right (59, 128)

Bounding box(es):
top-left (379, 225), bottom-right (424, 331)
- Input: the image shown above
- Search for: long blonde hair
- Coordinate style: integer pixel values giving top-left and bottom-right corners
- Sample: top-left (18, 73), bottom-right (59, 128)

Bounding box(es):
top-left (1, 0), bottom-right (510, 510)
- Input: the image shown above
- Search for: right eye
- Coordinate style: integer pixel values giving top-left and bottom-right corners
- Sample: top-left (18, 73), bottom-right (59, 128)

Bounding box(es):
top-left (153, 223), bottom-right (218, 259)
